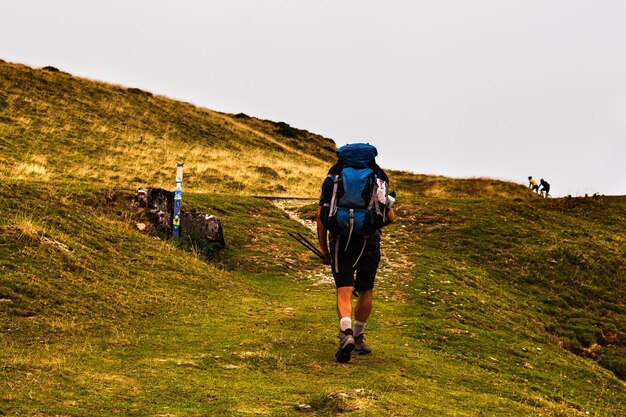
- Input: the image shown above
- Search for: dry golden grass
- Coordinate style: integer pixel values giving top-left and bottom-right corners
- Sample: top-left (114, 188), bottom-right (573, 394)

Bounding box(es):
top-left (0, 61), bottom-right (537, 199)
top-left (390, 171), bottom-right (533, 199)
top-left (0, 61), bottom-right (335, 197)
top-left (14, 162), bottom-right (49, 179)
top-left (11, 154), bottom-right (52, 181)
top-left (10, 213), bottom-right (44, 240)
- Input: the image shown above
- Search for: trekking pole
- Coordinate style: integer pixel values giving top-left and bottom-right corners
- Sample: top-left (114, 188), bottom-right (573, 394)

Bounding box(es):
top-left (296, 232), bottom-right (326, 260)
top-left (296, 232), bottom-right (323, 255)
top-left (288, 232), bottom-right (323, 258)
top-left (288, 232), bottom-right (324, 259)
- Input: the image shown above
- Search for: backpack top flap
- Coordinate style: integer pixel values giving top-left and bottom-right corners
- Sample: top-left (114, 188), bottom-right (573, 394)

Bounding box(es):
top-left (337, 143), bottom-right (378, 168)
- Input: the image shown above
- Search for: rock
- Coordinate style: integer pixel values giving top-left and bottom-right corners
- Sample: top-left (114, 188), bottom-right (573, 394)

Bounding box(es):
top-left (136, 188), bottom-right (225, 247)
top-left (328, 389), bottom-right (373, 399)
top-left (41, 236), bottom-right (71, 252)
top-left (582, 343), bottom-right (603, 360)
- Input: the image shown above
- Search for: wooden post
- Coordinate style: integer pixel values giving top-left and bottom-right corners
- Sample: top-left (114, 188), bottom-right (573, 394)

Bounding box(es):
top-left (172, 162), bottom-right (184, 238)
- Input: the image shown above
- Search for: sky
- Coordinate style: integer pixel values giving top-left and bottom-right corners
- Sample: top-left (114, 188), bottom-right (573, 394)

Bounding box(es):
top-left (2, 1), bottom-right (625, 196)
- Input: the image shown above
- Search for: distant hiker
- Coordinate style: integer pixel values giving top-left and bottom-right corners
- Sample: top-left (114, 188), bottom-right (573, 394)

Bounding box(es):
top-left (528, 176), bottom-right (539, 193)
top-left (317, 143), bottom-right (396, 363)
top-left (539, 178), bottom-right (550, 197)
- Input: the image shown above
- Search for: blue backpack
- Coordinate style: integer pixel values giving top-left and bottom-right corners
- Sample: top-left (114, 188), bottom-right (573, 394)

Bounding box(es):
top-left (323, 144), bottom-right (387, 246)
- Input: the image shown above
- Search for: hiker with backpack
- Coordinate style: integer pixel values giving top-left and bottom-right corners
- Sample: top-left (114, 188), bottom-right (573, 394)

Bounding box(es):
top-left (539, 178), bottom-right (550, 197)
top-left (316, 143), bottom-right (396, 363)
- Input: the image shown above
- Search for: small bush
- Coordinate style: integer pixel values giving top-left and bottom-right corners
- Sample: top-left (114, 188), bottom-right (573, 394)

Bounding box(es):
top-left (254, 166), bottom-right (279, 179)
top-left (127, 87), bottom-right (153, 97)
top-left (175, 234), bottom-right (222, 261)
top-left (275, 122), bottom-right (300, 138)
top-left (306, 394), bottom-right (351, 414)
top-left (599, 346), bottom-right (626, 380)
top-left (225, 180), bottom-right (246, 191)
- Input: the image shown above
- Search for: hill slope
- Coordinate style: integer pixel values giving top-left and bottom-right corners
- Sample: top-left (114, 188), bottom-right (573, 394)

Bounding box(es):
top-left (0, 61), bottom-right (336, 196)
top-left (1, 60), bottom-right (625, 416)
top-left (0, 60), bottom-right (533, 199)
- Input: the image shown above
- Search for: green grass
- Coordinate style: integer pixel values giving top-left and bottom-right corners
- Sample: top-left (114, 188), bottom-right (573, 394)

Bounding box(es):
top-left (1, 59), bottom-right (625, 416)
top-left (395, 195), bottom-right (625, 374)
top-left (2, 182), bottom-right (624, 416)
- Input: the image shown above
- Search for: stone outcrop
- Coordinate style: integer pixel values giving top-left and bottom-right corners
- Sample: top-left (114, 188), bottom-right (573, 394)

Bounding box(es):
top-left (136, 188), bottom-right (225, 248)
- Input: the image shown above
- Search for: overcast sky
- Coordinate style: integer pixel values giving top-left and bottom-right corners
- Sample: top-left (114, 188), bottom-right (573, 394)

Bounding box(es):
top-left (3, 1), bottom-right (625, 196)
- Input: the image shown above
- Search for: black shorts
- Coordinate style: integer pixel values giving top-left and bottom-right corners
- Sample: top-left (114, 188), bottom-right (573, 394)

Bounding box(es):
top-left (531, 185), bottom-right (539, 191)
top-left (329, 235), bottom-right (381, 291)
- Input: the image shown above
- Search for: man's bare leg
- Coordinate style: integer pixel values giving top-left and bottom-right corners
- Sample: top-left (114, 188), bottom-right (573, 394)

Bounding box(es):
top-left (335, 286), bottom-right (355, 362)
top-left (337, 286), bottom-right (354, 319)
top-left (353, 289), bottom-right (373, 354)
top-left (354, 289), bottom-right (373, 323)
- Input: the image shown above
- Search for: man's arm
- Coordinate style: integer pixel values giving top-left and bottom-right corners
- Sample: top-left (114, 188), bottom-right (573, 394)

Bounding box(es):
top-left (316, 207), bottom-right (331, 265)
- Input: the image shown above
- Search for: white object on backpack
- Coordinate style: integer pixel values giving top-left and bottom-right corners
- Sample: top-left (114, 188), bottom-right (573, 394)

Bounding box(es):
top-left (376, 178), bottom-right (395, 208)
top-left (376, 178), bottom-right (388, 205)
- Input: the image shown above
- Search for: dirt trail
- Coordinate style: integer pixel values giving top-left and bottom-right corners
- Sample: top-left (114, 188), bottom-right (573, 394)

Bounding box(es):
top-left (271, 199), bottom-right (316, 233)
top-left (271, 199), bottom-right (415, 291)
top-left (270, 199), bottom-right (333, 286)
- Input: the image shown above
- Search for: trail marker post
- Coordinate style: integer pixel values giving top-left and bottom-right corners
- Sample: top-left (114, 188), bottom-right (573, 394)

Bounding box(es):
top-left (172, 162), bottom-right (184, 239)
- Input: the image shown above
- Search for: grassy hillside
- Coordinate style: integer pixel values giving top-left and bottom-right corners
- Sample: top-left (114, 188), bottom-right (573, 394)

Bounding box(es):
top-left (1, 60), bottom-right (625, 416)
top-left (0, 60), bottom-right (533, 199)
top-left (0, 61), bottom-right (336, 196)
top-left (390, 171), bottom-right (534, 199)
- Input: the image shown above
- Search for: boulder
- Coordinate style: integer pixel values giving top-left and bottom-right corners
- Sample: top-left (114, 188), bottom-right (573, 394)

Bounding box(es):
top-left (137, 188), bottom-right (225, 247)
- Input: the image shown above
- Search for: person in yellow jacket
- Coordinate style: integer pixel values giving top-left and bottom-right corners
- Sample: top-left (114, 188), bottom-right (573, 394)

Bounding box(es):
top-left (528, 176), bottom-right (539, 193)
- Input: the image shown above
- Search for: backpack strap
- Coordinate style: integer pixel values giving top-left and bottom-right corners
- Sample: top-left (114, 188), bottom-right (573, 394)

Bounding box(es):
top-left (344, 209), bottom-right (354, 251)
top-left (334, 236), bottom-right (341, 274)
top-left (368, 176), bottom-right (381, 216)
top-left (328, 174), bottom-right (340, 218)
top-left (352, 237), bottom-right (368, 268)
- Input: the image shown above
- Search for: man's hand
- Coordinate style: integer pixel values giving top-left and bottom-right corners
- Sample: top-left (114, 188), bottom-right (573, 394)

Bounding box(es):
top-left (321, 251), bottom-right (331, 265)
top-left (386, 207), bottom-right (396, 223)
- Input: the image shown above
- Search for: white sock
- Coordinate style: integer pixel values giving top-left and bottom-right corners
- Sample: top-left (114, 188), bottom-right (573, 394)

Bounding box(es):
top-left (340, 317), bottom-right (352, 332)
top-left (354, 320), bottom-right (366, 337)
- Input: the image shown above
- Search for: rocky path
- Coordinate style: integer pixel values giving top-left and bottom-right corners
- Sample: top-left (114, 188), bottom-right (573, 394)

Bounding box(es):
top-left (271, 199), bottom-right (416, 293)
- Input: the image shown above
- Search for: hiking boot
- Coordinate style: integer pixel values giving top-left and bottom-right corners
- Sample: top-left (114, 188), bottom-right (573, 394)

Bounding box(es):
top-left (335, 331), bottom-right (355, 363)
top-left (353, 333), bottom-right (372, 355)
